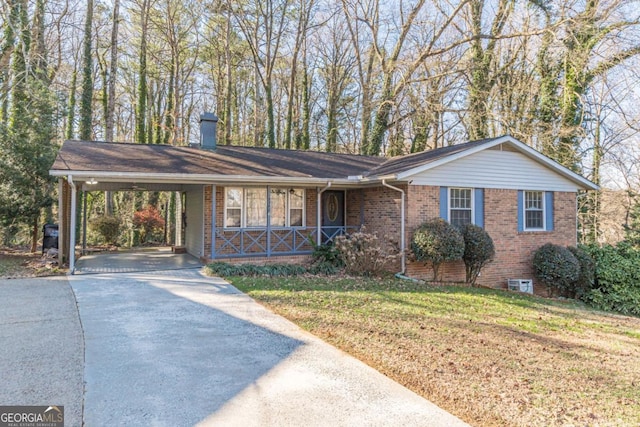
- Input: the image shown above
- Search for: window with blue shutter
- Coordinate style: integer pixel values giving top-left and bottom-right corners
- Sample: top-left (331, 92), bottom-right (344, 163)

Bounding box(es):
top-left (519, 190), bottom-right (554, 231)
top-left (439, 187), bottom-right (448, 220)
top-left (545, 191), bottom-right (554, 231)
top-left (474, 188), bottom-right (484, 228)
top-left (440, 187), bottom-right (485, 228)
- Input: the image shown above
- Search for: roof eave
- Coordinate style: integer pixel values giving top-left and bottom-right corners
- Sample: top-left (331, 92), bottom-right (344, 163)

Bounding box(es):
top-left (49, 170), bottom-right (362, 187)
top-left (394, 135), bottom-right (599, 191)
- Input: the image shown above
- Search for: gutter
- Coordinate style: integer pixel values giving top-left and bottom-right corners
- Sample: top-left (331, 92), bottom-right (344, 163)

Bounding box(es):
top-left (48, 170), bottom-right (363, 187)
top-left (317, 182), bottom-right (332, 244)
top-left (381, 179), bottom-right (406, 274)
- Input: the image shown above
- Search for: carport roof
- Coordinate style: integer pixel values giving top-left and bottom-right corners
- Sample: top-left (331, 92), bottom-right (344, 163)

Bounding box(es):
top-left (50, 140), bottom-right (385, 182)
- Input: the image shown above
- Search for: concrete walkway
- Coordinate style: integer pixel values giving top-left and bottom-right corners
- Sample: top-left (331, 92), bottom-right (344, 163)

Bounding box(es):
top-left (75, 247), bottom-right (201, 274)
top-left (69, 268), bottom-right (470, 427)
top-left (0, 276), bottom-right (83, 426)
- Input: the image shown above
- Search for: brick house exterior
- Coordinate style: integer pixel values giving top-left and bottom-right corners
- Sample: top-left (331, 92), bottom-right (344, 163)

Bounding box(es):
top-left (50, 119), bottom-right (597, 289)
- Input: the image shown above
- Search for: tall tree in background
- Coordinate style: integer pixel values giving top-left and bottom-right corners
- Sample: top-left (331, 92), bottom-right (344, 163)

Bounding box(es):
top-left (135, 0), bottom-right (151, 144)
top-left (466, 0), bottom-right (515, 140)
top-left (79, 0), bottom-right (94, 140)
top-left (233, 0), bottom-right (291, 148)
top-left (0, 0), bottom-right (56, 251)
top-left (105, 0), bottom-right (120, 142)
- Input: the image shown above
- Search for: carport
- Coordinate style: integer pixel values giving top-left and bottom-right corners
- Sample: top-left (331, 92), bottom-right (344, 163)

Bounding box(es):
top-left (50, 175), bottom-right (207, 274)
top-left (49, 115), bottom-right (221, 274)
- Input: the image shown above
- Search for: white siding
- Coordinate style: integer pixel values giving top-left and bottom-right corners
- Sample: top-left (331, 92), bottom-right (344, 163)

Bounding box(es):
top-left (184, 186), bottom-right (204, 257)
top-left (407, 150), bottom-right (579, 191)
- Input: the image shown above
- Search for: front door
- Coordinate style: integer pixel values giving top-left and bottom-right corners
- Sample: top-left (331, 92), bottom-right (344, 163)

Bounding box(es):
top-left (322, 190), bottom-right (345, 242)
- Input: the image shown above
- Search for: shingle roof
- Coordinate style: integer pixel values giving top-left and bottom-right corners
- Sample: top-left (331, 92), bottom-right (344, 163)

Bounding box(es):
top-left (51, 140), bottom-right (385, 179)
top-left (365, 137), bottom-right (498, 177)
top-left (49, 136), bottom-right (598, 191)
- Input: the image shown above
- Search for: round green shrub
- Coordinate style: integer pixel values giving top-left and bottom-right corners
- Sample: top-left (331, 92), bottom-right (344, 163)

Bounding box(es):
top-left (411, 218), bottom-right (464, 280)
top-left (567, 245), bottom-right (595, 300)
top-left (461, 224), bottom-right (495, 286)
top-left (93, 215), bottom-right (121, 245)
top-left (533, 243), bottom-right (580, 296)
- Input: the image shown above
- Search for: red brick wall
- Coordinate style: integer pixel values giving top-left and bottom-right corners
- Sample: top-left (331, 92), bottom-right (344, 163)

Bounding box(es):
top-left (359, 185), bottom-right (407, 248)
top-left (405, 186), bottom-right (578, 294)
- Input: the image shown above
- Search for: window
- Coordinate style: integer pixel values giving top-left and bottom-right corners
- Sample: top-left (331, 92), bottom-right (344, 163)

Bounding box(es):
top-left (225, 188), bottom-right (242, 227)
top-left (224, 187), bottom-right (305, 228)
top-left (524, 191), bottom-right (544, 230)
top-left (289, 189), bottom-right (304, 226)
top-left (270, 188), bottom-right (287, 227)
top-left (246, 188), bottom-right (267, 227)
top-left (449, 188), bottom-right (473, 228)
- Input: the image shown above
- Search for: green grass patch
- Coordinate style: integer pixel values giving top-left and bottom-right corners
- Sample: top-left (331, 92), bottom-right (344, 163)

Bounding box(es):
top-left (224, 275), bottom-right (640, 427)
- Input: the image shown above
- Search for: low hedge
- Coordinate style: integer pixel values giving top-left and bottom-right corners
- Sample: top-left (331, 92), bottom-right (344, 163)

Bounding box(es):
top-left (205, 261), bottom-right (338, 277)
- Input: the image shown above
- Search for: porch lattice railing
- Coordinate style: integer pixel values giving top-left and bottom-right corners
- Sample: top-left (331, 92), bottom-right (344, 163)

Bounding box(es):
top-left (213, 226), bottom-right (359, 258)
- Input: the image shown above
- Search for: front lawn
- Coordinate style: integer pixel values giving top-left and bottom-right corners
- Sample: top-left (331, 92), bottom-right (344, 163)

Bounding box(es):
top-left (229, 276), bottom-right (640, 427)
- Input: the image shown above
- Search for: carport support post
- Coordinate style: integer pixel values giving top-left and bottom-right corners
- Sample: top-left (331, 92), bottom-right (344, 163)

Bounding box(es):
top-left (57, 178), bottom-right (66, 263)
top-left (82, 190), bottom-right (88, 254)
top-left (68, 175), bottom-right (77, 274)
top-left (175, 191), bottom-right (182, 246)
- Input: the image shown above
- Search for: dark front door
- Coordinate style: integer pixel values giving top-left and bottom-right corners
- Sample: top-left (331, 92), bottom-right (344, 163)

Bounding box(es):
top-left (322, 190), bottom-right (345, 242)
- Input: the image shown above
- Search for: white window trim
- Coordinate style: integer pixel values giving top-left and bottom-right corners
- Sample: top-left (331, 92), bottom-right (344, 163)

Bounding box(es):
top-left (223, 187), bottom-right (306, 229)
top-left (523, 190), bottom-right (545, 231)
top-left (224, 187), bottom-right (243, 229)
top-left (448, 187), bottom-right (475, 226)
top-left (287, 188), bottom-right (306, 228)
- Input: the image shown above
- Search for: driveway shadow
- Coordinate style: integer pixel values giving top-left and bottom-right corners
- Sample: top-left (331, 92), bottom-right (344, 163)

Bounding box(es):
top-left (69, 270), bottom-right (304, 426)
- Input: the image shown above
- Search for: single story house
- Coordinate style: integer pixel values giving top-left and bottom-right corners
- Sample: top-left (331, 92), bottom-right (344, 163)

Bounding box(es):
top-left (50, 113), bottom-right (598, 291)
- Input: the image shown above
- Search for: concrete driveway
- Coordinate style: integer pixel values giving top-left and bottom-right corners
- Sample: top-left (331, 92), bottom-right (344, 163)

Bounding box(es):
top-left (0, 277), bottom-right (83, 426)
top-left (3, 266), bottom-right (469, 426)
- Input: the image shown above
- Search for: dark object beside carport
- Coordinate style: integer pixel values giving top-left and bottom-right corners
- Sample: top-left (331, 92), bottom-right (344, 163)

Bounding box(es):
top-left (43, 224), bottom-right (59, 255)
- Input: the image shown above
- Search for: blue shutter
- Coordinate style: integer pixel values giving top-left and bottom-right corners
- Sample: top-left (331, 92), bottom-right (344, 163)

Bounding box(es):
top-left (517, 190), bottom-right (524, 232)
top-left (439, 187), bottom-right (448, 220)
top-left (545, 191), bottom-right (554, 231)
top-left (474, 188), bottom-right (484, 228)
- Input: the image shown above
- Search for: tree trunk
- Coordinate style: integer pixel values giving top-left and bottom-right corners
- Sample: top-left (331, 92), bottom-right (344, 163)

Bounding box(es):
top-left (79, 0), bottom-right (93, 140)
top-left (135, 0), bottom-right (150, 145)
top-left (31, 215), bottom-right (38, 253)
top-left (105, 0), bottom-right (120, 142)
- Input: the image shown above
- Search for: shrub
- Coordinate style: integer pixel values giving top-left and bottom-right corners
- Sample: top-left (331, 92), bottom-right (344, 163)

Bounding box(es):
top-left (411, 218), bottom-right (464, 281)
top-left (532, 243), bottom-right (580, 297)
top-left (312, 241), bottom-right (344, 267)
top-left (567, 245), bottom-right (595, 300)
top-left (205, 262), bottom-right (336, 277)
top-left (132, 205), bottom-right (165, 243)
top-left (582, 244), bottom-right (640, 316)
top-left (461, 224), bottom-right (495, 286)
top-left (334, 229), bottom-right (399, 277)
top-left (93, 215), bottom-right (120, 245)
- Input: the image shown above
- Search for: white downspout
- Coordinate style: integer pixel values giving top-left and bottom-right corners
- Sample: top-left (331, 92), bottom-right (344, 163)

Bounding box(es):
top-left (317, 182), bottom-right (332, 244)
top-left (382, 179), bottom-right (405, 274)
top-left (68, 175), bottom-right (77, 274)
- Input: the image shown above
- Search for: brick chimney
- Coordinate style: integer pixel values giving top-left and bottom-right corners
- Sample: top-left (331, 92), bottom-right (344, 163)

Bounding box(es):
top-left (199, 112), bottom-right (218, 149)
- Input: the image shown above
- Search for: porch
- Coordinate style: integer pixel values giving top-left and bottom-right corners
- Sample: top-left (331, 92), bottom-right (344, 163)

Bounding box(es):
top-left (205, 185), bottom-right (366, 261)
top-left (212, 225), bottom-right (360, 259)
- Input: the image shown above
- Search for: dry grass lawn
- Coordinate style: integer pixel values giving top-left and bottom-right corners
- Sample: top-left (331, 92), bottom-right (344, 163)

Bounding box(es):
top-left (230, 276), bottom-right (640, 427)
top-left (0, 249), bottom-right (63, 278)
